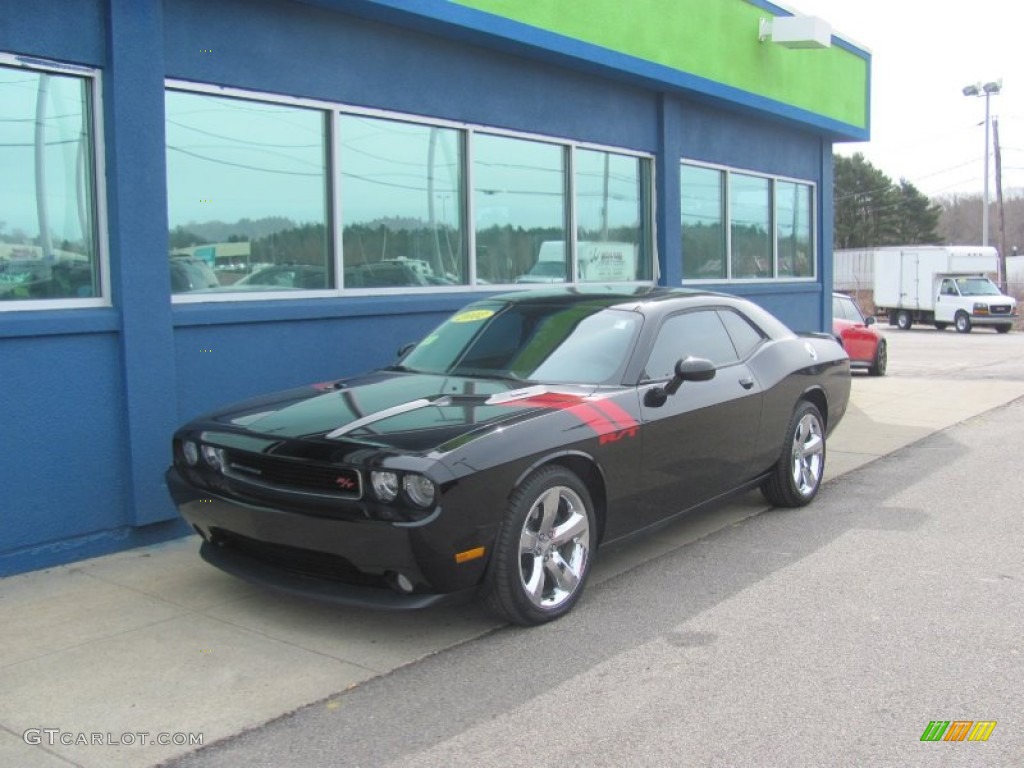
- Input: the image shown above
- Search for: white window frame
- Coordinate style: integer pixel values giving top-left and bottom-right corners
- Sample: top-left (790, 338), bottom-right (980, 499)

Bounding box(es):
top-left (0, 53), bottom-right (110, 312)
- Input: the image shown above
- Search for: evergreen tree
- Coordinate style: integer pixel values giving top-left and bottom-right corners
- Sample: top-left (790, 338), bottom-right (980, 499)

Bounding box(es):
top-left (894, 179), bottom-right (942, 244)
top-left (833, 153), bottom-right (901, 248)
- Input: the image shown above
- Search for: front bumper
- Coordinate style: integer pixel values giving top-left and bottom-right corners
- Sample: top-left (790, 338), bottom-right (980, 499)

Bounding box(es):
top-left (166, 467), bottom-right (490, 609)
top-left (969, 313), bottom-right (1016, 326)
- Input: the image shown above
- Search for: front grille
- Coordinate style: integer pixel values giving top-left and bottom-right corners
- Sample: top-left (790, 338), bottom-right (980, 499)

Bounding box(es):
top-left (212, 530), bottom-right (387, 588)
top-left (989, 305), bottom-right (1011, 315)
top-left (222, 450), bottom-right (362, 500)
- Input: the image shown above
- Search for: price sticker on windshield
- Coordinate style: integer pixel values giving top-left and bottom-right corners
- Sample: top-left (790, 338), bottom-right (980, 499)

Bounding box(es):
top-left (451, 309), bottom-right (495, 323)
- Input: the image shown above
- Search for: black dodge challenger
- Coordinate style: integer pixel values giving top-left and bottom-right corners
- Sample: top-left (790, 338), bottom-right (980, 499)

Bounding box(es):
top-left (167, 287), bottom-right (850, 625)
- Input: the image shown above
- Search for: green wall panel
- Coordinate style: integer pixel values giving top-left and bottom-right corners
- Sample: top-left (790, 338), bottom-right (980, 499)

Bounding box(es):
top-left (452, 0), bottom-right (868, 131)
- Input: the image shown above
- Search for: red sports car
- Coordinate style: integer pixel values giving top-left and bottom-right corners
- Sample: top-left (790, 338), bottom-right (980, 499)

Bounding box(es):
top-left (833, 292), bottom-right (886, 376)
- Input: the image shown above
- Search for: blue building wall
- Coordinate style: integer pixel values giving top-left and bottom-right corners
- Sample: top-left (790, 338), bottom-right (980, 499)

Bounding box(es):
top-left (1, 0), bottom-right (838, 575)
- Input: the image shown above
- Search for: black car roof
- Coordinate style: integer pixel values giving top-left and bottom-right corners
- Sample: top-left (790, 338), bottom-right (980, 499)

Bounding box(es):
top-left (485, 285), bottom-right (795, 338)
top-left (489, 285), bottom-right (727, 308)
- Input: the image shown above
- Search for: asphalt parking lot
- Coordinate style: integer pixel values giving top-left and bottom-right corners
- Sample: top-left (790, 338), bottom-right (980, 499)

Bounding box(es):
top-left (2, 326), bottom-right (1023, 767)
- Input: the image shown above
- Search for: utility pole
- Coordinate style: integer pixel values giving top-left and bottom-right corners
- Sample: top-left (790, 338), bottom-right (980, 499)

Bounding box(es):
top-left (994, 117), bottom-right (1007, 292)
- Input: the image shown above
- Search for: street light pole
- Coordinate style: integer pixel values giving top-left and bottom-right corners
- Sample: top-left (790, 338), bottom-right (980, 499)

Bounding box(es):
top-left (962, 80), bottom-right (1002, 247)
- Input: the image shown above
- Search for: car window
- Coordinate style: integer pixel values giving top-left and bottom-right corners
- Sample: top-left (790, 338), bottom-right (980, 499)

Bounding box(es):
top-left (941, 279), bottom-right (958, 296)
top-left (833, 296), bottom-right (857, 322)
top-left (644, 310), bottom-right (738, 380)
top-left (717, 309), bottom-right (764, 358)
top-left (400, 301), bottom-right (641, 385)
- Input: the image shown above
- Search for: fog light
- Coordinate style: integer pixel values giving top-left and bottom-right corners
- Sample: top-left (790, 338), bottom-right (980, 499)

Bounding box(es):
top-left (371, 471), bottom-right (399, 502)
top-left (201, 445), bottom-right (224, 471)
top-left (403, 474), bottom-right (436, 508)
top-left (183, 441), bottom-right (199, 466)
top-left (385, 570), bottom-right (415, 594)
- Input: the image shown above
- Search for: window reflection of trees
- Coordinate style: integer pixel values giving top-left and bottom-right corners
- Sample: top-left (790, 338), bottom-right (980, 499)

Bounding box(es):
top-left (473, 134), bottom-right (566, 284)
top-left (340, 116), bottom-right (464, 287)
top-left (681, 163), bottom-right (814, 281)
top-left (163, 88), bottom-right (656, 294)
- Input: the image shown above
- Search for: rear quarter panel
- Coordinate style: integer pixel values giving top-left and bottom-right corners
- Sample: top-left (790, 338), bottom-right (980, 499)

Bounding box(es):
top-left (748, 336), bottom-right (850, 474)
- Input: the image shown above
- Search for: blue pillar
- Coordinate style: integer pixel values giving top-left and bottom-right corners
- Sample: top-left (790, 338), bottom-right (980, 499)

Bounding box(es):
top-left (819, 137), bottom-right (834, 332)
top-left (104, 0), bottom-right (179, 524)
top-left (656, 94), bottom-right (683, 288)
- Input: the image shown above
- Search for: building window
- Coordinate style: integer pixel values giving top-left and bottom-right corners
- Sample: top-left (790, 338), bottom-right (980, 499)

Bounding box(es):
top-left (339, 115), bottom-right (465, 288)
top-left (680, 164), bottom-right (726, 280)
top-left (165, 89), bottom-right (330, 294)
top-left (0, 61), bottom-right (101, 305)
top-left (473, 133), bottom-right (567, 285)
top-left (165, 83), bottom-right (656, 299)
top-left (730, 173), bottom-right (772, 279)
top-left (575, 149), bottom-right (652, 282)
top-left (681, 161), bottom-right (816, 282)
top-left (776, 180), bottom-right (813, 278)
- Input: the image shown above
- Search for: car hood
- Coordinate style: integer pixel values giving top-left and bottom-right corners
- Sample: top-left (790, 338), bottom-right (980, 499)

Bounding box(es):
top-left (204, 370), bottom-right (600, 453)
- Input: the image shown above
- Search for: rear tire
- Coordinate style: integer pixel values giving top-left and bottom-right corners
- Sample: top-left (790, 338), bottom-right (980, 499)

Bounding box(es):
top-left (868, 340), bottom-right (887, 376)
top-left (955, 312), bottom-right (972, 333)
top-left (896, 311), bottom-right (913, 330)
top-left (761, 401), bottom-right (826, 508)
top-left (483, 466), bottom-right (596, 626)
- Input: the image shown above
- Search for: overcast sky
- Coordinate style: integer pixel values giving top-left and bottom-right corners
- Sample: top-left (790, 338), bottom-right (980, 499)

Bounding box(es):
top-left (786, 0), bottom-right (1024, 199)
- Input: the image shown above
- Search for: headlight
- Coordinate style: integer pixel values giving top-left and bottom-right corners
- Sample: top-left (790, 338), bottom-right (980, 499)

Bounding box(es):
top-left (201, 445), bottom-right (225, 471)
top-left (974, 302), bottom-right (990, 313)
top-left (183, 440), bottom-right (199, 466)
top-left (371, 471), bottom-right (399, 502)
top-left (403, 474), bottom-right (436, 508)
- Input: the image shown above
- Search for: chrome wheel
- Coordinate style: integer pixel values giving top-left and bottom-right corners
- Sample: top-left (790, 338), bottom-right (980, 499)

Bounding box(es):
top-left (790, 412), bottom-right (824, 497)
top-left (518, 486), bottom-right (591, 610)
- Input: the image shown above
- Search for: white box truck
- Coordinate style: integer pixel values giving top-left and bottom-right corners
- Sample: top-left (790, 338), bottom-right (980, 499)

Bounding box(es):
top-left (872, 246), bottom-right (1017, 333)
top-left (517, 241), bottom-right (637, 283)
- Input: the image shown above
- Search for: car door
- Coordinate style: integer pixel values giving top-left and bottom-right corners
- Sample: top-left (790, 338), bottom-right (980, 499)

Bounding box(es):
top-left (935, 278), bottom-right (959, 323)
top-left (833, 295), bottom-right (873, 362)
top-left (624, 308), bottom-right (764, 535)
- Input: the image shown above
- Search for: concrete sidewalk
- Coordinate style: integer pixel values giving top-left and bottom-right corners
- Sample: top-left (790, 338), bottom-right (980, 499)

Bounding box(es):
top-left (3, 334), bottom-right (1024, 767)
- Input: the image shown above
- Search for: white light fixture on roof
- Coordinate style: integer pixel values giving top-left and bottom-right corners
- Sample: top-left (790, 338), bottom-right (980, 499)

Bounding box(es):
top-left (759, 16), bottom-right (832, 49)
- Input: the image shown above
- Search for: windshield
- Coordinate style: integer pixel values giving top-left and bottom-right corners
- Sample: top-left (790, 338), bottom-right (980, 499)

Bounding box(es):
top-left (955, 277), bottom-right (1002, 296)
top-left (398, 300), bottom-right (641, 385)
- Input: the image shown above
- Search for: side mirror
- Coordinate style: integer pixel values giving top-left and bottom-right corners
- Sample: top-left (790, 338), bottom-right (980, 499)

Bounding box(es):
top-left (397, 342), bottom-right (416, 358)
top-left (864, 315), bottom-right (876, 326)
top-left (645, 356), bottom-right (716, 406)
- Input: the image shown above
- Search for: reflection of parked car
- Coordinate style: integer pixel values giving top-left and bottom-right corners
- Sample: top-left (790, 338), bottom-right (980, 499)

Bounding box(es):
top-left (832, 292), bottom-right (886, 376)
top-left (0, 257), bottom-right (94, 299)
top-left (234, 264), bottom-right (327, 290)
top-left (170, 257), bottom-right (220, 293)
top-left (167, 287), bottom-right (851, 626)
top-left (344, 262), bottom-right (430, 288)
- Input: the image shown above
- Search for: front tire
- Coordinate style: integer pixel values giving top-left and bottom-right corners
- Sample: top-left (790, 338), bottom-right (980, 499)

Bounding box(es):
top-left (996, 324), bottom-right (1012, 334)
top-left (934, 322), bottom-right (948, 331)
top-left (868, 340), bottom-right (887, 376)
top-left (483, 466), bottom-right (596, 626)
top-left (955, 312), bottom-right (972, 333)
top-left (761, 401), bottom-right (826, 508)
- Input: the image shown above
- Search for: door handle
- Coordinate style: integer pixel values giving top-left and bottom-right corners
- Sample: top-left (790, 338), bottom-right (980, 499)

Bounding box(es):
top-left (739, 378), bottom-right (755, 390)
